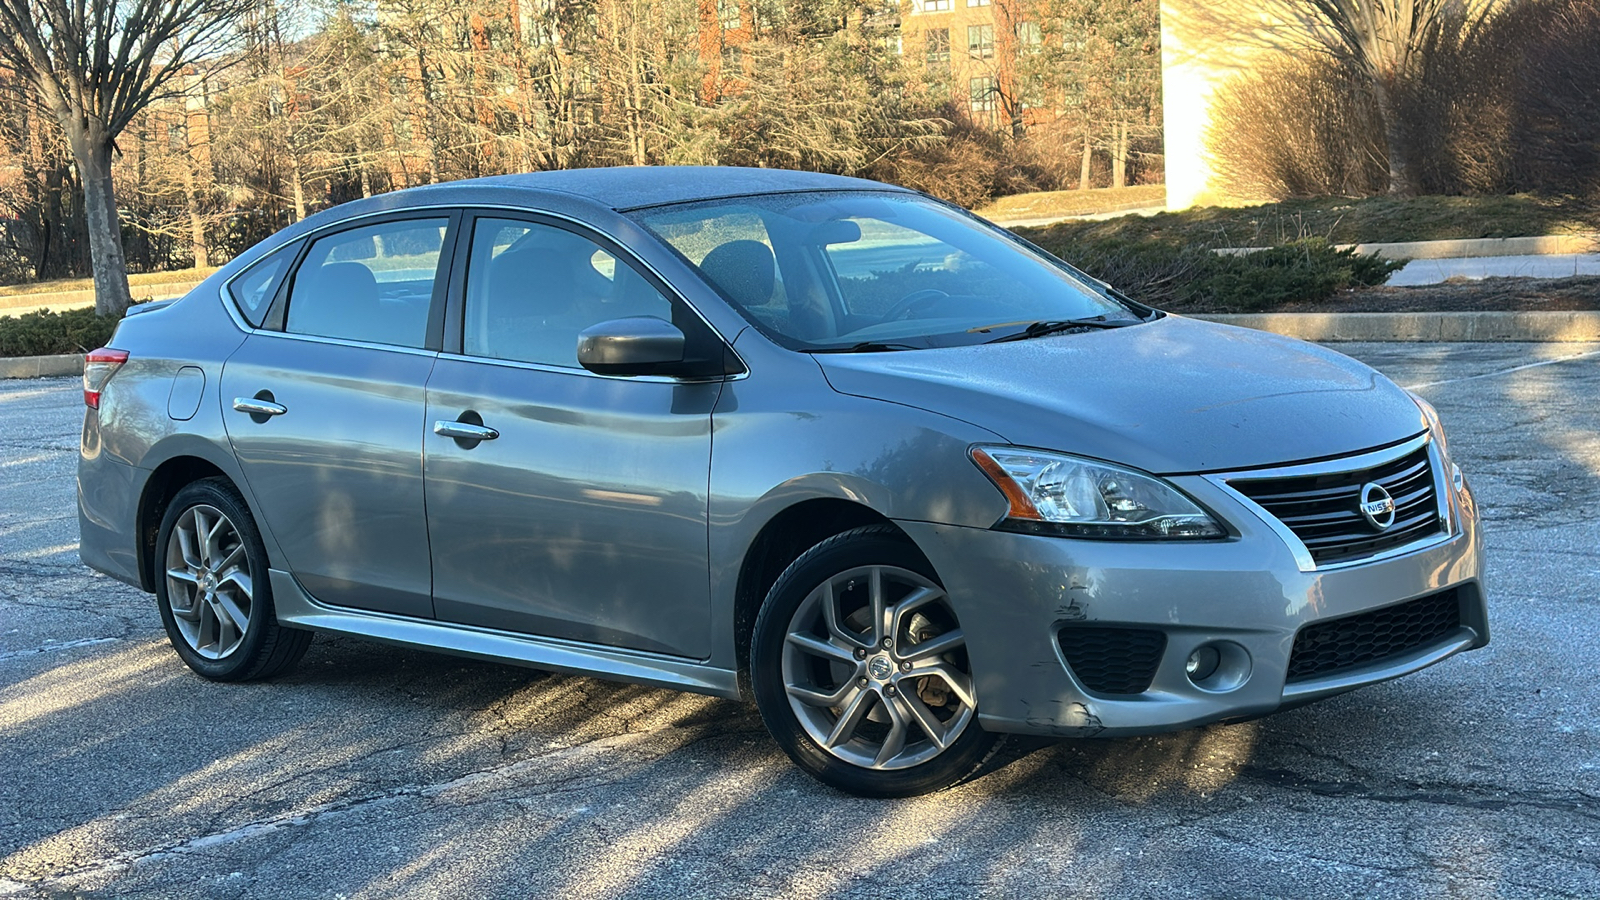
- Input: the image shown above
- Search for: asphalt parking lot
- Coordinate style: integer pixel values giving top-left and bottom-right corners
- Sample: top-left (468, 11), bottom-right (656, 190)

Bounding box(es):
top-left (2, 342), bottom-right (1598, 899)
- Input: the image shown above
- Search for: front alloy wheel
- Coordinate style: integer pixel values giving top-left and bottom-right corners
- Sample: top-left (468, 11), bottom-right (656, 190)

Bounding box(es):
top-left (753, 526), bottom-right (997, 796)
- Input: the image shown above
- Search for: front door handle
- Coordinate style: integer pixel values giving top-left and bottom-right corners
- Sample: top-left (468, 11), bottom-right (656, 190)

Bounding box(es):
top-left (433, 420), bottom-right (499, 441)
top-left (232, 397), bottom-right (287, 417)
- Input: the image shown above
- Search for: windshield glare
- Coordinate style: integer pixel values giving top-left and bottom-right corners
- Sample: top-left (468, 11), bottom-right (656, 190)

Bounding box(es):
top-left (628, 191), bottom-right (1138, 351)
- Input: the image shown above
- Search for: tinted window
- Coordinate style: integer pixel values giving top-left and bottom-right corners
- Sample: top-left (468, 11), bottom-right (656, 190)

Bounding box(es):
top-left (462, 218), bottom-right (672, 367)
top-left (285, 219), bottom-right (448, 347)
top-left (632, 192), bottom-right (1130, 351)
top-left (228, 242), bottom-right (298, 327)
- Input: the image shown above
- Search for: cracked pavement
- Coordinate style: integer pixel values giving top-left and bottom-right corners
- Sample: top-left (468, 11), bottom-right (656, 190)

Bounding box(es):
top-left (2, 343), bottom-right (1598, 899)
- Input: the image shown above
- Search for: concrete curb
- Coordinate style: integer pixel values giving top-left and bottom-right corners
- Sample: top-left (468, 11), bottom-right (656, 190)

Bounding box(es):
top-left (0, 354), bottom-right (83, 379)
top-left (1218, 233), bottom-right (1600, 260)
top-left (1196, 311), bottom-right (1600, 342)
top-left (1349, 234), bottom-right (1600, 260)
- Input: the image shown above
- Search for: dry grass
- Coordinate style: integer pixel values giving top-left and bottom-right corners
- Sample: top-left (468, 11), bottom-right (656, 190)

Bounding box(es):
top-left (974, 185), bottom-right (1167, 222)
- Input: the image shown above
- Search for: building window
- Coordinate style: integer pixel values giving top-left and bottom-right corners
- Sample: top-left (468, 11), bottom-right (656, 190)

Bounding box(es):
top-left (721, 43), bottom-right (743, 71)
top-left (718, 0), bottom-right (740, 30)
top-left (1016, 20), bottom-right (1042, 49)
top-left (925, 29), bottom-right (950, 73)
top-left (967, 0), bottom-right (989, 5)
top-left (967, 24), bottom-right (994, 60)
top-left (966, 75), bottom-right (992, 112)
top-left (920, 0), bottom-right (953, 12)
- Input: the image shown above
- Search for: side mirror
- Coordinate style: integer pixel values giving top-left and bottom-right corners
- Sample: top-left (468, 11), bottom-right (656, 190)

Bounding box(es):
top-left (577, 316), bottom-right (686, 376)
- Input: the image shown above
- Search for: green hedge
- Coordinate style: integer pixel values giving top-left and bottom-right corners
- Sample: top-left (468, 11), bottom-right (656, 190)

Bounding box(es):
top-left (1021, 233), bottom-right (1403, 313)
top-left (0, 307), bottom-right (121, 358)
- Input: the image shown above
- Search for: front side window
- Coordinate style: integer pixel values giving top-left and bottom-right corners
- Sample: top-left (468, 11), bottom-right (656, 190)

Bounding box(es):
top-left (631, 192), bottom-right (1138, 352)
top-left (462, 218), bottom-right (673, 368)
top-left (284, 219), bottom-right (447, 348)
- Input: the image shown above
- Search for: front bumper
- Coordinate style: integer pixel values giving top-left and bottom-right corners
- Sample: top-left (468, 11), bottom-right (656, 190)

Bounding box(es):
top-left (898, 461), bottom-right (1486, 738)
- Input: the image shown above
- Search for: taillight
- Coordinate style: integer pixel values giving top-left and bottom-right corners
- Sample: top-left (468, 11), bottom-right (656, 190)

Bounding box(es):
top-left (83, 348), bottom-right (129, 409)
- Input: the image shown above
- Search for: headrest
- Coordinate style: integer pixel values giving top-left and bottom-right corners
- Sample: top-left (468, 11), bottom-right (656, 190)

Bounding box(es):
top-left (698, 240), bottom-right (776, 308)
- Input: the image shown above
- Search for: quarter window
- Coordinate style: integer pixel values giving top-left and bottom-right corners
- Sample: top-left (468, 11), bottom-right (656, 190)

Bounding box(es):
top-left (462, 218), bottom-right (673, 368)
top-left (228, 242), bottom-right (298, 327)
top-left (285, 219), bottom-right (447, 348)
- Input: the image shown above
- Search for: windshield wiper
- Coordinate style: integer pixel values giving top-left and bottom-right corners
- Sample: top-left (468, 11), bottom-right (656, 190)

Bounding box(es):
top-left (978, 316), bottom-right (1135, 343)
top-left (808, 341), bottom-right (923, 353)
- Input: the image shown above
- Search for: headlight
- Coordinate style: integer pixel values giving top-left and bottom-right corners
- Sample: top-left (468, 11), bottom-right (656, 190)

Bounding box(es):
top-left (1408, 391), bottom-right (1449, 458)
top-left (970, 446), bottom-right (1226, 539)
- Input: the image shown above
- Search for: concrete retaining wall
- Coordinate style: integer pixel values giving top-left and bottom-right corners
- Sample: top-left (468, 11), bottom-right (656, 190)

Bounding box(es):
top-left (1196, 311), bottom-right (1600, 342)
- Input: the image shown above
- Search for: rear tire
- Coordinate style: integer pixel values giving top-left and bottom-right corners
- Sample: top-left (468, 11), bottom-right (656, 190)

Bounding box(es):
top-left (752, 525), bottom-right (998, 797)
top-left (154, 477), bottom-right (311, 681)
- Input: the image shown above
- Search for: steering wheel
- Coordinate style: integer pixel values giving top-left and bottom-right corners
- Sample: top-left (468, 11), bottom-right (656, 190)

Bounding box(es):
top-left (882, 289), bottom-right (950, 321)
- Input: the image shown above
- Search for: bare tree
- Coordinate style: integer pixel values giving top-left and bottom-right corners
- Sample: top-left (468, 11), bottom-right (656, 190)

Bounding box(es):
top-left (1289, 0), bottom-right (1497, 195)
top-left (0, 0), bottom-right (252, 315)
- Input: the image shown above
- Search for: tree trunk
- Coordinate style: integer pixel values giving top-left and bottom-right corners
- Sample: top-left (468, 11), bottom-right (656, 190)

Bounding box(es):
top-left (1371, 78), bottom-right (1414, 196)
top-left (1080, 133), bottom-right (1093, 191)
top-left (180, 160), bottom-right (208, 268)
top-left (289, 150), bottom-right (307, 221)
top-left (77, 138), bottom-right (133, 317)
top-left (1112, 122), bottom-right (1127, 189)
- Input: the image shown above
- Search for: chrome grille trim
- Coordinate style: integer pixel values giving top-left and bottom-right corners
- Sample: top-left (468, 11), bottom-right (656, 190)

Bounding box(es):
top-left (1204, 434), bottom-right (1456, 572)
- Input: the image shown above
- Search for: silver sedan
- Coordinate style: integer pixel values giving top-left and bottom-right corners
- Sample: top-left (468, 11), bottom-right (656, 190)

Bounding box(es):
top-left (77, 167), bottom-right (1486, 796)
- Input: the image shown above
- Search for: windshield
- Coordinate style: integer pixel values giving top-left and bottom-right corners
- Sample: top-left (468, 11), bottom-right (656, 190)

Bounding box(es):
top-left (627, 191), bottom-right (1144, 351)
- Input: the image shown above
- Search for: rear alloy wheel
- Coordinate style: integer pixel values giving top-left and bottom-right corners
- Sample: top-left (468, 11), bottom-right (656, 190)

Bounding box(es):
top-left (155, 478), bottom-right (311, 681)
top-left (753, 526), bottom-right (997, 796)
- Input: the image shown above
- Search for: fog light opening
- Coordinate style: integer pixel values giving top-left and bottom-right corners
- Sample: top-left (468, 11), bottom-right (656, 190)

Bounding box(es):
top-left (1185, 641), bottom-right (1252, 692)
top-left (1185, 646), bottom-right (1221, 682)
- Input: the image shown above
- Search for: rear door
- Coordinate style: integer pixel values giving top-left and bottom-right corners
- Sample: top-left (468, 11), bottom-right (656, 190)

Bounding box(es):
top-left (421, 213), bottom-right (721, 658)
top-left (221, 213), bottom-right (456, 617)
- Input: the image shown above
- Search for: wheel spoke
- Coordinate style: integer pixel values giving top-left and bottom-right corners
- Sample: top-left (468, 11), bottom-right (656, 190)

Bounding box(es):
top-left (166, 567), bottom-right (199, 586)
top-left (901, 627), bottom-right (965, 663)
top-left (219, 569), bottom-right (253, 600)
top-left (917, 662), bottom-right (977, 708)
top-left (869, 567), bottom-right (890, 646)
top-left (873, 693), bottom-right (910, 766)
top-left (899, 690), bottom-right (951, 750)
top-left (196, 594), bottom-right (217, 650)
top-left (191, 510), bottom-right (213, 567)
top-left (890, 586), bottom-right (940, 637)
top-left (215, 593), bottom-right (250, 637)
top-left (175, 522), bottom-right (201, 569)
top-left (824, 686), bottom-right (872, 749)
top-left (214, 544), bottom-right (246, 580)
top-left (820, 580), bottom-right (868, 649)
top-left (201, 512), bottom-right (229, 568)
top-left (786, 631), bottom-right (856, 665)
top-left (786, 682), bottom-right (850, 709)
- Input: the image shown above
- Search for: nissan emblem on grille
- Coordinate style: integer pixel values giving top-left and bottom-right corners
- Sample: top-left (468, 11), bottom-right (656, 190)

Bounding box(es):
top-left (1359, 482), bottom-right (1397, 531)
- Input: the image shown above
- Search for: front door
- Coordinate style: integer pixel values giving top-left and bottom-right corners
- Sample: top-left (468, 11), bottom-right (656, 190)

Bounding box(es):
top-left (422, 215), bottom-right (719, 658)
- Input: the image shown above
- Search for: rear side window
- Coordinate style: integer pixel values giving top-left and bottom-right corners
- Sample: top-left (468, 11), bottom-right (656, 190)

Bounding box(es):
top-left (227, 242), bottom-right (298, 327)
top-left (284, 219), bottom-right (448, 348)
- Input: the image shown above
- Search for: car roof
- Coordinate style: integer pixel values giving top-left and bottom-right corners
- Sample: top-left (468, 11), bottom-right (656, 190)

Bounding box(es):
top-left (405, 166), bottom-right (913, 211)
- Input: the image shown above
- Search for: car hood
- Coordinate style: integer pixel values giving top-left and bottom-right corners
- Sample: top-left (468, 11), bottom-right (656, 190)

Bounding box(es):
top-left (814, 316), bottom-right (1426, 474)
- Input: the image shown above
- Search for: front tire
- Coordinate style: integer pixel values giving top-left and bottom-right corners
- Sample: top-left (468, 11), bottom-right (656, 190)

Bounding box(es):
top-left (752, 526), bottom-right (997, 797)
top-left (155, 477), bottom-right (311, 681)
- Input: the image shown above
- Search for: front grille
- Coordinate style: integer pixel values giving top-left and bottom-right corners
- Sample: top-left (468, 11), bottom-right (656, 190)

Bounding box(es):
top-left (1286, 589), bottom-right (1462, 682)
top-left (1230, 444), bottom-right (1441, 566)
top-left (1057, 626), bottom-right (1166, 695)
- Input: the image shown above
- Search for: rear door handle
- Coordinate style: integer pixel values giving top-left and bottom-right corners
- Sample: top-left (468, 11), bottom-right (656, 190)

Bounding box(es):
top-left (433, 420), bottom-right (499, 441)
top-left (232, 397), bottom-right (287, 417)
